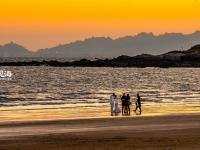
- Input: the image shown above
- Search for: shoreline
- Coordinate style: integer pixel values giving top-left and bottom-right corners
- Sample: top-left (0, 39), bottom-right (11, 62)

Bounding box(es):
top-left (0, 103), bottom-right (199, 122)
top-left (0, 111), bottom-right (200, 126)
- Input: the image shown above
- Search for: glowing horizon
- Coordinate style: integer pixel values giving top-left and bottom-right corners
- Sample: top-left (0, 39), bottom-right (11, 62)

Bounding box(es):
top-left (0, 0), bottom-right (200, 51)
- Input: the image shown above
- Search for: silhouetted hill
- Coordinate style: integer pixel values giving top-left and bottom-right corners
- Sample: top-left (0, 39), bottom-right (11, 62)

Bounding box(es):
top-left (0, 42), bottom-right (32, 57)
top-left (1, 31), bottom-right (200, 58)
top-left (1, 44), bottom-right (200, 67)
top-left (160, 44), bottom-right (200, 60)
top-left (35, 37), bottom-right (114, 58)
top-left (186, 44), bottom-right (200, 53)
top-left (35, 31), bottom-right (200, 58)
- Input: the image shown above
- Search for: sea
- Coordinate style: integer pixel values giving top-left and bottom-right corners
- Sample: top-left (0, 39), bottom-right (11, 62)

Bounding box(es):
top-left (0, 67), bottom-right (200, 109)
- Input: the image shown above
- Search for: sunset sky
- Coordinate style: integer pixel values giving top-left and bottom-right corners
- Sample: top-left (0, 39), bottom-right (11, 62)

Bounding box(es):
top-left (0, 0), bottom-right (200, 50)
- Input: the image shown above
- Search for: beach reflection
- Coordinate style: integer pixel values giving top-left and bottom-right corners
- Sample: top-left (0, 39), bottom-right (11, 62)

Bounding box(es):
top-left (0, 67), bottom-right (200, 121)
top-left (0, 103), bottom-right (199, 122)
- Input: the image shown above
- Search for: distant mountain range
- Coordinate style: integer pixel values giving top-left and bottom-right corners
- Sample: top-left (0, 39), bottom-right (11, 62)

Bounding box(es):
top-left (1, 44), bottom-right (200, 67)
top-left (0, 42), bottom-right (32, 57)
top-left (0, 31), bottom-right (200, 58)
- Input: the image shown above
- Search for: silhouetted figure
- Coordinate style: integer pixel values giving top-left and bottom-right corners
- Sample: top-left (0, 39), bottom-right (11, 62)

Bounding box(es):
top-left (110, 93), bottom-right (116, 116)
top-left (121, 93), bottom-right (126, 115)
top-left (113, 95), bottom-right (121, 115)
top-left (135, 93), bottom-right (142, 114)
top-left (124, 94), bottom-right (131, 115)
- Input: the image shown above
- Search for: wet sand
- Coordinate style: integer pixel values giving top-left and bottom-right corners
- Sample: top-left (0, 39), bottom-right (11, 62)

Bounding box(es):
top-left (0, 103), bottom-right (200, 122)
top-left (0, 113), bottom-right (199, 150)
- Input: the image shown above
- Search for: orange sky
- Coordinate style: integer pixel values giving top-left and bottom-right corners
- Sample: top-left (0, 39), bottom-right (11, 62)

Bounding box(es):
top-left (0, 0), bottom-right (200, 50)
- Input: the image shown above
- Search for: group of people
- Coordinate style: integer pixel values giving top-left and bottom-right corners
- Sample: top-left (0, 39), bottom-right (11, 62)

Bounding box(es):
top-left (109, 92), bottom-right (142, 116)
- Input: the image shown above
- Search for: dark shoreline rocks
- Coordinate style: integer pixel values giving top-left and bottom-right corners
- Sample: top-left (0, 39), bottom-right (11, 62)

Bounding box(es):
top-left (0, 45), bottom-right (200, 68)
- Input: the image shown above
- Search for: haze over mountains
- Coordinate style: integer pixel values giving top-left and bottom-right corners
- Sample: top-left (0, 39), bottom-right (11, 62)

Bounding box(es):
top-left (0, 31), bottom-right (200, 58)
top-left (1, 44), bottom-right (200, 67)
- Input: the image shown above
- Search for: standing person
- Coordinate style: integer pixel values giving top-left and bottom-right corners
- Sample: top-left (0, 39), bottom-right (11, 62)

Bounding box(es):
top-left (121, 93), bottom-right (126, 115)
top-left (110, 93), bottom-right (116, 116)
top-left (135, 92), bottom-right (142, 114)
top-left (113, 95), bottom-right (121, 114)
top-left (126, 94), bottom-right (131, 115)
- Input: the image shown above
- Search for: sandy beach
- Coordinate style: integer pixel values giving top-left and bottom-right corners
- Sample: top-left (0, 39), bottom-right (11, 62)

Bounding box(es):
top-left (0, 113), bottom-right (199, 150)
